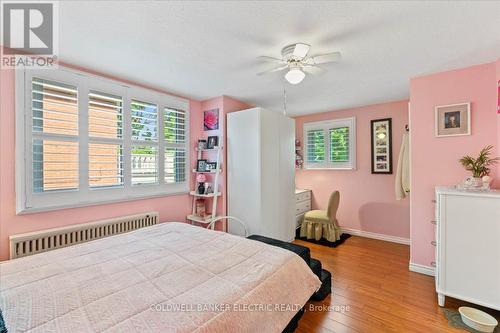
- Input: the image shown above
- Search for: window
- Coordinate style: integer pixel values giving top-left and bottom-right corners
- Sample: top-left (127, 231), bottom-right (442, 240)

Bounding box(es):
top-left (303, 117), bottom-right (356, 169)
top-left (17, 67), bottom-right (190, 213)
top-left (31, 78), bottom-right (79, 192)
top-left (88, 91), bottom-right (124, 188)
top-left (131, 99), bottom-right (158, 185)
top-left (164, 107), bottom-right (187, 184)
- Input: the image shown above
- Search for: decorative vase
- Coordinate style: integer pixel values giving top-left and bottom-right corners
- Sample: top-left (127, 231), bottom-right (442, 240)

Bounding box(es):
top-left (198, 182), bottom-right (205, 194)
top-left (473, 177), bottom-right (483, 188)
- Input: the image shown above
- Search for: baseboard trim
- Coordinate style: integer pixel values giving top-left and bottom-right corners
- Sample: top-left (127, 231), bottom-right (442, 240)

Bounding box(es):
top-left (409, 262), bottom-right (435, 276)
top-left (341, 228), bottom-right (410, 245)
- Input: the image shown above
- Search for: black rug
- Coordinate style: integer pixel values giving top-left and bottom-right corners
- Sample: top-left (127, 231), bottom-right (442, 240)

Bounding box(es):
top-left (295, 228), bottom-right (351, 247)
top-left (0, 309), bottom-right (7, 333)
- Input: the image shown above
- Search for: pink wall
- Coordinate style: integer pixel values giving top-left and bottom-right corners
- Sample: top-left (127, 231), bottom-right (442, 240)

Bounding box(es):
top-left (409, 62), bottom-right (498, 268)
top-left (295, 100), bottom-right (410, 239)
top-left (0, 64), bottom-right (205, 261)
top-left (497, 59), bottom-right (500, 176)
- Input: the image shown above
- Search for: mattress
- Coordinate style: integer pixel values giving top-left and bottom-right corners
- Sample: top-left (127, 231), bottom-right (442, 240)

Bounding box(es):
top-left (0, 222), bottom-right (321, 332)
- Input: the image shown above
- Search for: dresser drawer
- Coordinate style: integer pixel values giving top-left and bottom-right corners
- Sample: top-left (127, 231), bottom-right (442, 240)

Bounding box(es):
top-left (295, 190), bottom-right (311, 203)
top-left (296, 200), bottom-right (311, 215)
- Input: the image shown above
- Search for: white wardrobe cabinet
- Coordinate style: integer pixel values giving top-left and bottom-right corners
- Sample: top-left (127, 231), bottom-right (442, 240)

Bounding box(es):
top-left (435, 186), bottom-right (500, 310)
top-left (227, 107), bottom-right (295, 242)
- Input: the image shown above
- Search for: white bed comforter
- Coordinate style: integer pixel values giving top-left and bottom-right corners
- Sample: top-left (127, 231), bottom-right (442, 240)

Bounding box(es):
top-left (0, 222), bottom-right (321, 332)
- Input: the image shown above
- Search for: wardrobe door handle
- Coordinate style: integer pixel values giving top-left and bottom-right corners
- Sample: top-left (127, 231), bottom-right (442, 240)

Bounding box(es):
top-left (431, 241), bottom-right (437, 246)
top-left (431, 220), bottom-right (437, 225)
top-left (431, 261), bottom-right (436, 267)
top-left (431, 200), bottom-right (437, 203)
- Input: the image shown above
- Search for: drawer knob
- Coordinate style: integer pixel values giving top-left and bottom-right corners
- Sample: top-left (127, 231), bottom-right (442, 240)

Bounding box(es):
top-left (431, 241), bottom-right (437, 246)
top-left (431, 261), bottom-right (436, 267)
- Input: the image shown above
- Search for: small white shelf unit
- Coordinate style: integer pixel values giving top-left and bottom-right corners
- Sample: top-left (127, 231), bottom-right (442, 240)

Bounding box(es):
top-left (192, 169), bottom-right (221, 174)
top-left (187, 143), bottom-right (222, 228)
top-left (189, 191), bottom-right (221, 198)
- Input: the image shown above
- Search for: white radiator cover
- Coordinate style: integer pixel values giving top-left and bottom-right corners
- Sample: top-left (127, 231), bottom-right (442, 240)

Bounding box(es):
top-left (9, 212), bottom-right (159, 259)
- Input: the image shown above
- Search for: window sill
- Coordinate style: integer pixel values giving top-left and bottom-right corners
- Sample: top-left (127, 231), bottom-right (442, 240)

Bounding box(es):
top-left (17, 190), bottom-right (190, 215)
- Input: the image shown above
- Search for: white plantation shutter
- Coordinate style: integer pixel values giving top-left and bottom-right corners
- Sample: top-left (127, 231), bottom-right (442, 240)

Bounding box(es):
top-left (88, 91), bottom-right (124, 188)
top-left (164, 107), bottom-right (187, 183)
top-left (32, 139), bottom-right (79, 192)
top-left (89, 143), bottom-right (124, 188)
top-left (165, 148), bottom-right (186, 183)
top-left (304, 118), bottom-right (356, 169)
top-left (18, 67), bottom-right (190, 213)
top-left (131, 145), bottom-right (158, 185)
top-left (89, 91), bottom-right (123, 139)
top-left (131, 99), bottom-right (158, 141)
top-left (31, 78), bottom-right (79, 192)
top-left (164, 108), bottom-right (186, 144)
top-left (131, 99), bottom-right (159, 185)
top-left (330, 127), bottom-right (349, 162)
top-left (306, 129), bottom-right (325, 164)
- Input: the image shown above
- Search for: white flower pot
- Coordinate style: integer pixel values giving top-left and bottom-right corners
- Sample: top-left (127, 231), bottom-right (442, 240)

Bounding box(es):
top-left (473, 177), bottom-right (483, 187)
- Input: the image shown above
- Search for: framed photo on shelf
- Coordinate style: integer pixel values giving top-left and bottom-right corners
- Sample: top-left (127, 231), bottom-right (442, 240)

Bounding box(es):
top-left (196, 159), bottom-right (207, 172)
top-left (205, 162), bottom-right (217, 171)
top-left (371, 118), bottom-right (392, 174)
top-left (197, 139), bottom-right (207, 150)
top-left (195, 199), bottom-right (206, 217)
top-left (204, 183), bottom-right (213, 194)
top-left (207, 136), bottom-right (219, 149)
top-left (435, 102), bottom-right (470, 137)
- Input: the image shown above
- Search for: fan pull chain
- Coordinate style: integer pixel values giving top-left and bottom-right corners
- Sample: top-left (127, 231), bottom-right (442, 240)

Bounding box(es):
top-left (283, 88), bottom-right (287, 116)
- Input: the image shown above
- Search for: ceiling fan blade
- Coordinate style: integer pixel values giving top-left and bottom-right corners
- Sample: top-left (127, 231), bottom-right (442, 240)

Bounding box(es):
top-left (257, 65), bottom-right (289, 76)
top-left (302, 65), bottom-right (326, 75)
top-left (293, 43), bottom-right (310, 59)
top-left (257, 56), bottom-right (286, 64)
top-left (308, 52), bottom-right (341, 65)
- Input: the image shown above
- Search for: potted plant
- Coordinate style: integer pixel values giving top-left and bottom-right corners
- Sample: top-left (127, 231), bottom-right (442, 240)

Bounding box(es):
top-left (459, 145), bottom-right (499, 186)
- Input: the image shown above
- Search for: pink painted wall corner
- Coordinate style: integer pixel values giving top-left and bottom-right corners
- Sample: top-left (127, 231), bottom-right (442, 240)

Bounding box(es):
top-left (409, 61), bottom-right (498, 268)
top-left (294, 100), bottom-right (410, 240)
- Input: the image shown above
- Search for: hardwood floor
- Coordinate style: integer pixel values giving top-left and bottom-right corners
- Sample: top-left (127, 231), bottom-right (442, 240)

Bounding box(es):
top-left (294, 236), bottom-right (500, 333)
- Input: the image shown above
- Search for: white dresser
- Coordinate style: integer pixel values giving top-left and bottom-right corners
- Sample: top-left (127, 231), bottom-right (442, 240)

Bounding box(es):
top-left (435, 186), bottom-right (500, 310)
top-left (295, 189), bottom-right (311, 229)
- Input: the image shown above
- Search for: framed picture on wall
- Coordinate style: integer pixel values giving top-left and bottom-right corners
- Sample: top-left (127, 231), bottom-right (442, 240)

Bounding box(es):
top-left (371, 118), bottom-right (392, 174)
top-left (435, 102), bottom-right (470, 137)
top-left (204, 108), bottom-right (219, 131)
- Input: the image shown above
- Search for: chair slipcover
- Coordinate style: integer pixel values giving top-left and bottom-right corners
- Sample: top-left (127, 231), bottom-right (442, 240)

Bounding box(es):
top-left (300, 191), bottom-right (341, 242)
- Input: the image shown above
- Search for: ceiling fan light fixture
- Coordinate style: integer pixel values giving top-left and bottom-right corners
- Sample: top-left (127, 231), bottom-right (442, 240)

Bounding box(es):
top-left (285, 68), bottom-right (305, 84)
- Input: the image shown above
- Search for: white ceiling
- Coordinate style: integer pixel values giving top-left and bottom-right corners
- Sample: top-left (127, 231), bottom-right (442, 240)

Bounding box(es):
top-left (59, 1), bottom-right (500, 116)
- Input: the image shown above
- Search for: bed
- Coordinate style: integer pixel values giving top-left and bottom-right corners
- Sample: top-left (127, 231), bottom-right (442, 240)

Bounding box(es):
top-left (0, 222), bottom-right (321, 332)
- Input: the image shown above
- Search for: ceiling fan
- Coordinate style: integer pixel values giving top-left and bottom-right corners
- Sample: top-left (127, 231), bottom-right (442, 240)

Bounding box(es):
top-left (257, 43), bottom-right (341, 84)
